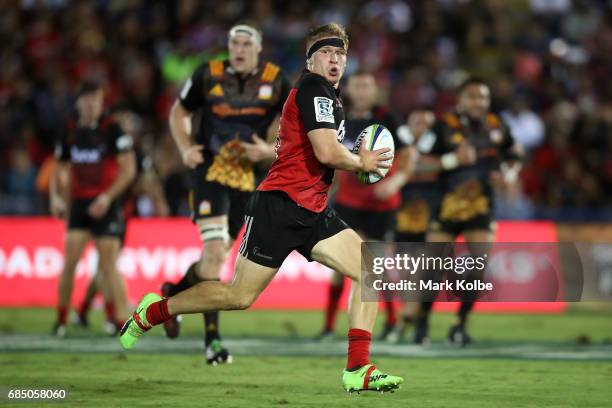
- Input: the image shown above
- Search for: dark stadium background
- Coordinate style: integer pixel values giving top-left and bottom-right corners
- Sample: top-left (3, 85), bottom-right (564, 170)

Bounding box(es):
top-left (1, 2), bottom-right (611, 407)
top-left (1, 0), bottom-right (611, 220)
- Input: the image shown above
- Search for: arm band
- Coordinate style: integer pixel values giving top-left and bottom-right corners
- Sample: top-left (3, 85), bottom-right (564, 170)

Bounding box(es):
top-left (441, 152), bottom-right (459, 170)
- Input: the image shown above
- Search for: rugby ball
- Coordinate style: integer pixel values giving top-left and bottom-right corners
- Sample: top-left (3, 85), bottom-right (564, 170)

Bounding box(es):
top-left (352, 124), bottom-right (395, 184)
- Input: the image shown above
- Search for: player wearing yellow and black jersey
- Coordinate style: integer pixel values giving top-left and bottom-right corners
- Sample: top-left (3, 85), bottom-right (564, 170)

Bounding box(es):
top-left (417, 78), bottom-right (522, 346)
top-left (379, 109), bottom-right (439, 343)
top-left (162, 24), bottom-right (290, 364)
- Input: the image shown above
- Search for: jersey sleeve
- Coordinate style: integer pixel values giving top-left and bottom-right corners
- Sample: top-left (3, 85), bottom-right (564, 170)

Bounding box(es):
top-left (108, 123), bottom-right (134, 154)
top-left (178, 64), bottom-right (207, 112)
top-left (54, 135), bottom-right (71, 162)
top-left (428, 120), bottom-right (450, 155)
top-left (295, 75), bottom-right (337, 132)
top-left (500, 123), bottom-right (520, 161)
top-left (381, 111), bottom-right (405, 148)
top-left (276, 73), bottom-right (291, 113)
top-left (54, 123), bottom-right (71, 162)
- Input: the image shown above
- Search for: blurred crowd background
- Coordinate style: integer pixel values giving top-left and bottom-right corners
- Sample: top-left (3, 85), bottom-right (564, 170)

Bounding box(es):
top-left (1, 0), bottom-right (611, 221)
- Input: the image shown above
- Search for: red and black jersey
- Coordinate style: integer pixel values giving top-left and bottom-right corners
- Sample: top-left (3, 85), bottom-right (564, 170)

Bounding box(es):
top-left (258, 71), bottom-right (346, 213)
top-left (333, 106), bottom-right (404, 212)
top-left (55, 115), bottom-right (133, 199)
top-left (179, 60), bottom-right (291, 191)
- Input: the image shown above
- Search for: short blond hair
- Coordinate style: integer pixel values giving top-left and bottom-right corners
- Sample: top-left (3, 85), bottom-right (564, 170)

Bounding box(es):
top-left (306, 23), bottom-right (349, 54)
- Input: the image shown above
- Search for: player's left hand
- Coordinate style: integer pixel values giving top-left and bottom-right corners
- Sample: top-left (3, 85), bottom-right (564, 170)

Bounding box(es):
top-left (374, 172), bottom-right (407, 200)
top-left (88, 193), bottom-right (111, 219)
top-left (240, 134), bottom-right (274, 163)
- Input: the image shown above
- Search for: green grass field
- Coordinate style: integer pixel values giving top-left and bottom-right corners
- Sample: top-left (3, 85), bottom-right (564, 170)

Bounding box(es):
top-left (1, 307), bottom-right (611, 407)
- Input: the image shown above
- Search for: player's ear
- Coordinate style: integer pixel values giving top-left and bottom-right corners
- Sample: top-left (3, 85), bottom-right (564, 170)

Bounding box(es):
top-left (306, 58), bottom-right (312, 70)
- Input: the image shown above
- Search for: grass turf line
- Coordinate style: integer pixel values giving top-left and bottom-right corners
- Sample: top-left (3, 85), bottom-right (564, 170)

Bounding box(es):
top-left (1, 308), bottom-right (612, 344)
top-left (1, 353), bottom-right (611, 408)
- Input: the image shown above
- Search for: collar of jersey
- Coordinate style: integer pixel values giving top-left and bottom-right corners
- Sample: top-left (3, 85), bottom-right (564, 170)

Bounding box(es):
top-left (226, 65), bottom-right (260, 77)
top-left (301, 70), bottom-right (341, 96)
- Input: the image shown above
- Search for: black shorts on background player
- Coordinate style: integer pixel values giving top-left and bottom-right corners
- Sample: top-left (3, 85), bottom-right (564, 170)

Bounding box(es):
top-left (430, 214), bottom-right (496, 237)
top-left (333, 204), bottom-right (394, 241)
top-left (189, 168), bottom-right (251, 239)
top-left (69, 198), bottom-right (125, 237)
top-left (239, 191), bottom-right (348, 268)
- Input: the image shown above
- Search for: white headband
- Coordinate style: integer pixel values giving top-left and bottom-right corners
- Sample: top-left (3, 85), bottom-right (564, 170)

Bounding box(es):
top-left (229, 25), bottom-right (262, 46)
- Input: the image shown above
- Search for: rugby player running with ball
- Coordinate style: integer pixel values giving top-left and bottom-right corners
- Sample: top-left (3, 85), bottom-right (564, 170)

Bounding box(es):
top-left (120, 23), bottom-right (404, 393)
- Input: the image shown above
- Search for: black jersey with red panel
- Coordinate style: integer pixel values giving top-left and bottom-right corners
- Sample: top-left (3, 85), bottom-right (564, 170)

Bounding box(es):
top-left (430, 112), bottom-right (516, 224)
top-left (333, 106), bottom-right (404, 212)
top-left (179, 60), bottom-right (290, 192)
top-left (258, 71), bottom-right (346, 213)
top-left (55, 115), bottom-right (133, 199)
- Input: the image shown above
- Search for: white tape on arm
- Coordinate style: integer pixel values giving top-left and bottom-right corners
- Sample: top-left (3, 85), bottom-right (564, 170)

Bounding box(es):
top-left (441, 152), bottom-right (459, 170)
top-left (502, 162), bottom-right (521, 184)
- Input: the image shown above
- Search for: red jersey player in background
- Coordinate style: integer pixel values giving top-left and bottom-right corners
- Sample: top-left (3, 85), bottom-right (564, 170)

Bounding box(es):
top-left (50, 80), bottom-right (136, 337)
top-left (73, 107), bottom-right (169, 335)
top-left (120, 23), bottom-right (404, 393)
top-left (318, 70), bottom-right (410, 340)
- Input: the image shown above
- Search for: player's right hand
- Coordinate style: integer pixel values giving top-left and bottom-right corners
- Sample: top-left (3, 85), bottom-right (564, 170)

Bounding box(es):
top-left (50, 195), bottom-right (67, 219)
top-left (359, 146), bottom-right (391, 177)
top-left (181, 145), bottom-right (204, 169)
top-left (456, 142), bottom-right (477, 166)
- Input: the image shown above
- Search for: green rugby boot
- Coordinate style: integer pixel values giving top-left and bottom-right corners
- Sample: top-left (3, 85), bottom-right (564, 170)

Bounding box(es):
top-left (342, 364), bottom-right (403, 393)
top-left (205, 338), bottom-right (233, 366)
top-left (119, 293), bottom-right (161, 350)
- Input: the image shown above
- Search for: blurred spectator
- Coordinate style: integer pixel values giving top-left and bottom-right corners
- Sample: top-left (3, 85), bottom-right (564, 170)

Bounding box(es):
top-left (501, 96), bottom-right (545, 150)
top-left (1, 145), bottom-right (39, 215)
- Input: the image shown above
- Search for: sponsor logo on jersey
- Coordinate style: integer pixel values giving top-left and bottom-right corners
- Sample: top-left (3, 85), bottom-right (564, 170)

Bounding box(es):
top-left (199, 200), bottom-right (211, 215)
top-left (336, 119), bottom-right (346, 143)
top-left (314, 97), bottom-right (334, 123)
top-left (211, 103), bottom-right (267, 118)
top-left (209, 84), bottom-right (224, 97)
top-left (70, 146), bottom-right (102, 163)
top-left (252, 246), bottom-right (273, 260)
top-left (258, 84), bottom-right (273, 100)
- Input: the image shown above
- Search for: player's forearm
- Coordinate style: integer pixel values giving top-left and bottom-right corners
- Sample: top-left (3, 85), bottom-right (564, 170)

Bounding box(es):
top-left (323, 145), bottom-right (364, 172)
top-left (104, 155), bottom-right (137, 201)
top-left (413, 155), bottom-right (443, 174)
top-left (141, 172), bottom-right (170, 216)
top-left (169, 101), bottom-right (194, 153)
top-left (396, 147), bottom-right (417, 180)
top-left (414, 152), bottom-right (469, 174)
top-left (259, 144), bottom-right (277, 164)
top-left (105, 173), bottom-right (135, 201)
top-left (50, 165), bottom-right (70, 201)
top-left (309, 129), bottom-right (366, 172)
